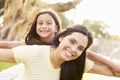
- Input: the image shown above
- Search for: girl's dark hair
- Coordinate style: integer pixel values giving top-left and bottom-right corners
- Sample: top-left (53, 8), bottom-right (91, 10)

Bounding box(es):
top-left (53, 24), bottom-right (93, 80)
top-left (25, 10), bottom-right (61, 45)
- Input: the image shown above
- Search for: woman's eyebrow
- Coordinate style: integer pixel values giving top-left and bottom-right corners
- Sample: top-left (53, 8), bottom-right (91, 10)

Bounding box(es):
top-left (78, 45), bottom-right (85, 50)
top-left (73, 38), bottom-right (85, 49)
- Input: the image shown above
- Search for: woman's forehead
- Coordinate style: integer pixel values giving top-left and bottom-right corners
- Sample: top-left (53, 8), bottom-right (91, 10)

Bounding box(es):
top-left (69, 32), bottom-right (88, 47)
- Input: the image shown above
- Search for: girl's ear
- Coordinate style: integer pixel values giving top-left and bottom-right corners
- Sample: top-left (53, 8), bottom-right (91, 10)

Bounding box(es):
top-left (55, 26), bottom-right (58, 33)
top-left (59, 37), bottom-right (64, 42)
top-left (55, 29), bottom-right (57, 33)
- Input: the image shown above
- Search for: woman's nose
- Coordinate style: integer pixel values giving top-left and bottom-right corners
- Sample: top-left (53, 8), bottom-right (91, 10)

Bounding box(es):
top-left (71, 46), bottom-right (77, 56)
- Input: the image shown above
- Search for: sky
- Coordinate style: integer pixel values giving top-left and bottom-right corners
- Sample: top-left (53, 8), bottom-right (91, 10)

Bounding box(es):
top-left (44, 0), bottom-right (120, 36)
top-left (64, 0), bottom-right (120, 36)
top-left (0, 0), bottom-right (119, 36)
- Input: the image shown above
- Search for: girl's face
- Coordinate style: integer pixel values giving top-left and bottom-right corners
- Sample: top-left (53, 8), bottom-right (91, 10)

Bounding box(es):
top-left (36, 13), bottom-right (57, 39)
top-left (57, 32), bottom-right (88, 61)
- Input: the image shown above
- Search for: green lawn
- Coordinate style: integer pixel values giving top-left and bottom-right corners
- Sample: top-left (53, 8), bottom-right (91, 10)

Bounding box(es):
top-left (0, 62), bottom-right (16, 71)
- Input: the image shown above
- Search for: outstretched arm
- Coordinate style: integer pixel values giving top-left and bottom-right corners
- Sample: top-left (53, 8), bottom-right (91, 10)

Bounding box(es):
top-left (87, 62), bottom-right (115, 76)
top-left (86, 50), bottom-right (120, 77)
top-left (0, 48), bottom-right (16, 63)
top-left (0, 41), bottom-right (25, 48)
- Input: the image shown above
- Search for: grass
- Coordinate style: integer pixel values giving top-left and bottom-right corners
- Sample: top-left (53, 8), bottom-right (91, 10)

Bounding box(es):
top-left (0, 62), bottom-right (16, 71)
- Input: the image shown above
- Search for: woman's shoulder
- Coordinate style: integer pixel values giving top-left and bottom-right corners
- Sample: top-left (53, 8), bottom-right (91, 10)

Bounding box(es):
top-left (13, 45), bottom-right (51, 54)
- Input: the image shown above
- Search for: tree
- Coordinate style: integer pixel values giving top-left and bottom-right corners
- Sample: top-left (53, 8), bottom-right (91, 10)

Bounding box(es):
top-left (82, 19), bottom-right (110, 39)
top-left (0, 0), bottom-right (82, 40)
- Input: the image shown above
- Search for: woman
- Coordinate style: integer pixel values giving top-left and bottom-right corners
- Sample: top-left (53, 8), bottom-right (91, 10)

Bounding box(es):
top-left (0, 24), bottom-right (93, 80)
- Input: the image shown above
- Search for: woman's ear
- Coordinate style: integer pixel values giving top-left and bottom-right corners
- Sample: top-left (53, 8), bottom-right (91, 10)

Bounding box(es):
top-left (59, 37), bottom-right (64, 42)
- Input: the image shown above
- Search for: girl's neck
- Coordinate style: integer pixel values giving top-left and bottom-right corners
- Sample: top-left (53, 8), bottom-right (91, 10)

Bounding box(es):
top-left (41, 36), bottom-right (54, 44)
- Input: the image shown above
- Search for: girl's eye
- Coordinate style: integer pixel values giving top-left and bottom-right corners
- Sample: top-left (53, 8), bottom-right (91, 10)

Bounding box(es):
top-left (47, 22), bottom-right (52, 25)
top-left (38, 22), bottom-right (43, 25)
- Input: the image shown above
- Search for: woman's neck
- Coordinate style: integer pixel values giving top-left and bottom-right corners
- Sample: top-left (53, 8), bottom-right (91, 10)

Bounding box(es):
top-left (50, 47), bottom-right (64, 69)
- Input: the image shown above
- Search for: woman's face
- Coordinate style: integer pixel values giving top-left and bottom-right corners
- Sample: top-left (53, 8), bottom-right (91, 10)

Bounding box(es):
top-left (36, 13), bottom-right (57, 39)
top-left (57, 32), bottom-right (88, 61)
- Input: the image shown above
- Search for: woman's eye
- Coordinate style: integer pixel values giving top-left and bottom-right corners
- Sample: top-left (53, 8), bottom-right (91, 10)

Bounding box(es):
top-left (78, 47), bottom-right (83, 51)
top-left (70, 39), bottom-right (75, 44)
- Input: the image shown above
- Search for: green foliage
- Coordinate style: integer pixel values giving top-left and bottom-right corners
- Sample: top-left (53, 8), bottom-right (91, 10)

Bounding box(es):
top-left (82, 19), bottom-right (110, 39)
top-left (58, 12), bottom-right (73, 29)
top-left (110, 35), bottom-right (120, 40)
top-left (0, 0), bottom-right (5, 9)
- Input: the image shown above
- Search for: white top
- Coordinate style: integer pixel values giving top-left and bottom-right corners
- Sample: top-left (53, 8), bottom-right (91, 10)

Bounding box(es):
top-left (13, 45), bottom-right (94, 80)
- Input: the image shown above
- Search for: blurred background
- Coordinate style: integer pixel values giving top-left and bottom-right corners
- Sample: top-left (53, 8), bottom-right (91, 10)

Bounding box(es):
top-left (0, 0), bottom-right (120, 70)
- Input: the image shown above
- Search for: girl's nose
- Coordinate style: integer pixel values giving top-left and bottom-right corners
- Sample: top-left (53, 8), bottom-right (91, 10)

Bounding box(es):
top-left (41, 24), bottom-right (47, 28)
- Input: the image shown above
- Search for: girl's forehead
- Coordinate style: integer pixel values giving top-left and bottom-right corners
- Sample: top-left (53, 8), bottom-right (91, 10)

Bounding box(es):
top-left (37, 14), bottom-right (54, 21)
top-left (38, 13), bottom-right (51, 18)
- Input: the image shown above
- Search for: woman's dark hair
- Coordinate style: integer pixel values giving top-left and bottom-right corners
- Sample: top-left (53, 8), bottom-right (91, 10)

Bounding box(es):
top-left (53, 24), bottom-right (93, 80)
top-left (25, 10), bottom-right (61, 45)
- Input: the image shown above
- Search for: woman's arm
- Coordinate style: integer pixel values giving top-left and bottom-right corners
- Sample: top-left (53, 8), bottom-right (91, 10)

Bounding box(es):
top-left (0, 41), bottom-right (25, 48)
top-left (0, 48), bottom-right (16, 63)
top-left (86, 50), bottom-right (120, 76)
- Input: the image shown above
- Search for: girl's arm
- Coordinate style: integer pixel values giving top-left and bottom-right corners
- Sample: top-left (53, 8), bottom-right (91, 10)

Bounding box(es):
top-left (86, 50), bottom-right (120, 76)
top-left (0, 41), bottom-right (25, 48)
top-left (87, 62), bottom-right (114, 76)
top-left (0, 48), bottom-right (16, 63)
